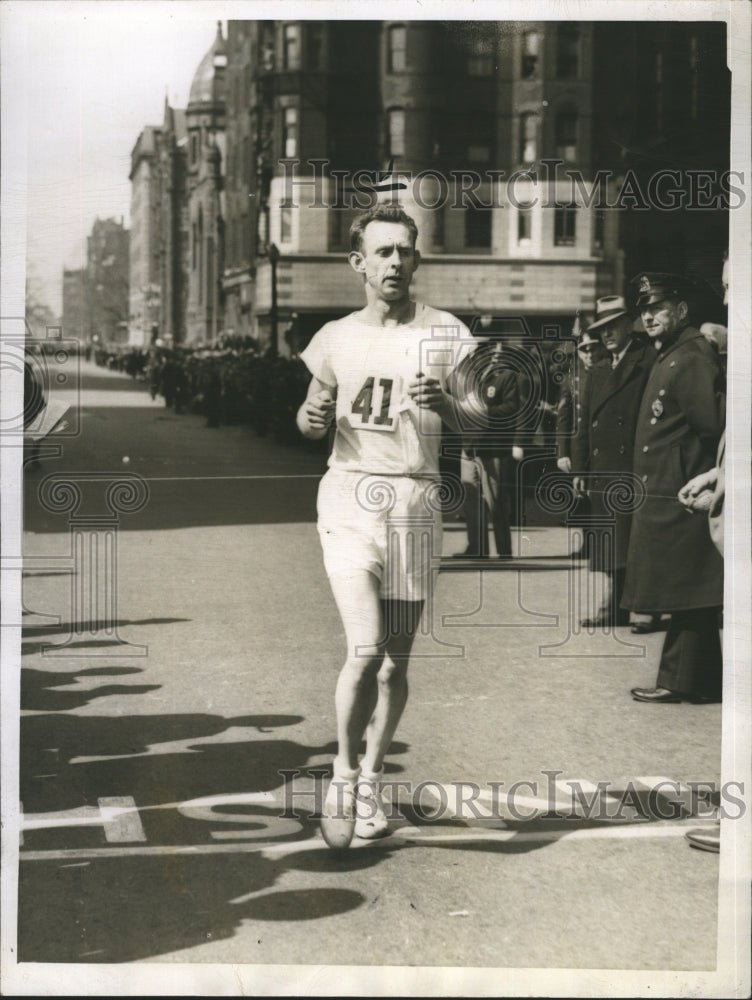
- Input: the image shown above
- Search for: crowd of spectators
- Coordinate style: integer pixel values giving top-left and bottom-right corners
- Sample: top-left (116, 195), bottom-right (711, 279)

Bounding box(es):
top-left (93, 336), bottom-right (320, 447)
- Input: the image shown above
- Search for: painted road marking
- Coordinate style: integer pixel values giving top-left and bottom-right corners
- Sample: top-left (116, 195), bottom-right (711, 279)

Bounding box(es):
top-left (98, 797), bottom-right (147, 843)
top-left (21, 796), bottom-right (146, 843)
top-left (18, 778), bottom-right (720, 858)
top-left (17, 816), bottom-right (722, 864)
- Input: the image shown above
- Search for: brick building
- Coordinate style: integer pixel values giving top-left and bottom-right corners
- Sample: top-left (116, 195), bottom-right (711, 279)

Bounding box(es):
top-left (220, 20), bottom-right (625, 356)
top-left (129, 19), bottom-right (730, 353)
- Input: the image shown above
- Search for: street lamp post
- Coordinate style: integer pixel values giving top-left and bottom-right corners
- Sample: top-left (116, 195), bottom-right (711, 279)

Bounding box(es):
top-left (268, 242), bottom-right (279, 357)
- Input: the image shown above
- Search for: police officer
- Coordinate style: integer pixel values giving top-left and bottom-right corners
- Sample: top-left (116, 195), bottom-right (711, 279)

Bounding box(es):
top-left (621, 273), bottom-right (725, 703)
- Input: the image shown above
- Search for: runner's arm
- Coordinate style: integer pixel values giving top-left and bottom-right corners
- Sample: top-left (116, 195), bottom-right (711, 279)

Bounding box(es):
top-left (297, 376), bottom-right (336, 440)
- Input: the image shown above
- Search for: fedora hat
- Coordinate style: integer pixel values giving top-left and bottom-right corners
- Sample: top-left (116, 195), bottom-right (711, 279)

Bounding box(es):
top-left (586, 295), bottom-right (630, 333)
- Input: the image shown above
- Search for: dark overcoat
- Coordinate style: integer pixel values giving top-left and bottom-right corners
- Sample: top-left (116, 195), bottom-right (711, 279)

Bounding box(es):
top-left (571, 339), bottom-right (657, 570)
top-left (621, 326), bottom-right (725, 612)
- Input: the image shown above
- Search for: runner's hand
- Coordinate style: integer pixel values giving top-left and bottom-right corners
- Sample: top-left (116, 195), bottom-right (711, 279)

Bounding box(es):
top-left (407, 373), bottom-right (446, 411)
top-left (303, 389), bottom-right (336, 430)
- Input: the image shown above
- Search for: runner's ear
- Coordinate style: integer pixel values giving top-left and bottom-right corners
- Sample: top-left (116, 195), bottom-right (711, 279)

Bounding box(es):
top-left (413, 249), bottom-right (421, 272)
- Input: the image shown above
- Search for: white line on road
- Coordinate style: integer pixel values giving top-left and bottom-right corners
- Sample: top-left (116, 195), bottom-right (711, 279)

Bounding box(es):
top-left (18, 816), bottom-right (720, 862)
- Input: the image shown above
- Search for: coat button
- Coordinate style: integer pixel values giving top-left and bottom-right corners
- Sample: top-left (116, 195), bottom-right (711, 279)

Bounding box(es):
top-left (650, 417), bottom-right (657, 425)
top-left (642, 445), bottom-right (649, 452)
top-left (619, 445), bottom-right (625, 454)
top-left (642, 474), bottom-right (648, 482)
top-left (593, 448), bottom-right (599, 456)
top-left (670, 361), bottom-right (676, 367)
top-left (659, 389), bottom-right (666, 396)
top-left (617, 418), bottom-right (623, 425)
top-left (592, 420), bottom-right (598, 428)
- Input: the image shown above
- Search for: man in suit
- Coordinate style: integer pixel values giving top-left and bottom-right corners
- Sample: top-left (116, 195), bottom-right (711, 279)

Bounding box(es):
top-left (621, 273), bottom-right (725, 703)
top-left (456, 335), bottom-right (523, 558)
top-left (571, 296), bottom-right (657, 627)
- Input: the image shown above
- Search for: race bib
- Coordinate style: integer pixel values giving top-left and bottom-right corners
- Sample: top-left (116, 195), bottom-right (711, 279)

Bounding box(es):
top-left (349, 375), bottom-right (403, 432)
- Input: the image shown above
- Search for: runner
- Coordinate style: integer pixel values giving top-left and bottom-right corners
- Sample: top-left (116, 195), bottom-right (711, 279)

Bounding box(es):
top-left (297, 204), bottom-right (472, 848)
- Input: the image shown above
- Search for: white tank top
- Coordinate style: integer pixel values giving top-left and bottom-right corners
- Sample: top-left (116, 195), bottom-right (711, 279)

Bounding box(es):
top-left (301, 303), bottom-right (473, 476)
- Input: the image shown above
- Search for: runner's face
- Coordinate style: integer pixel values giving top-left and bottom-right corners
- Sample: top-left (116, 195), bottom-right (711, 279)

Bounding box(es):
top-left (355, 221), bottom-right (418, 301)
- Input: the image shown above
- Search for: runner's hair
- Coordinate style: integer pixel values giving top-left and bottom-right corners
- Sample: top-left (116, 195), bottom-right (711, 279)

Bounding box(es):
top-left (349, 204), bottom-right (419, 254)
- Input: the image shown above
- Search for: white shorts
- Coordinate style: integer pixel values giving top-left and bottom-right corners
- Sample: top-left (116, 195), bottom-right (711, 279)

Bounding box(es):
top-left (316, 469), bottom-right (443, 602)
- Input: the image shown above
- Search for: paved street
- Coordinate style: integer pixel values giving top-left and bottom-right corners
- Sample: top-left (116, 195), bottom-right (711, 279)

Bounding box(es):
top-left (16, 360), bottom-right (725, 981)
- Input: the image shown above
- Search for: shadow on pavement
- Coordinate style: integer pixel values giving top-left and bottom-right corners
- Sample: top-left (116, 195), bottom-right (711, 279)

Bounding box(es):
top-left (21, 666), bottom-right (160, 711)
top-left (18, 852), bottom-right (372, 963)
top-left (22, 617), bottom-right (190, 638)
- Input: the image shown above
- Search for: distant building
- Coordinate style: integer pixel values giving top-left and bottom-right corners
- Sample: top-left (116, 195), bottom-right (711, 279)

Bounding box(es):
top-left (156, 98), bottom-right (189, 344)
top-left (129, 126), bottom-right (162, 346)
top-left (62, 268), bottom-right (86, 343)
top-left (86, 217), bottom-right (129, 345)
top-left (184, 22), bottom-right (227, 345)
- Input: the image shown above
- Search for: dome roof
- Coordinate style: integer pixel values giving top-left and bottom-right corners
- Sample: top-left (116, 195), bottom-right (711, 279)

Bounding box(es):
top-left (188, 22), bottom-right (227, 107)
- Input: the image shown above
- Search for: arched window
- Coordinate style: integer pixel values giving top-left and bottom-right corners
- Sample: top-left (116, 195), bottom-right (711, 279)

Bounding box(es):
top-left (554, 107), bottom-right (578, 162)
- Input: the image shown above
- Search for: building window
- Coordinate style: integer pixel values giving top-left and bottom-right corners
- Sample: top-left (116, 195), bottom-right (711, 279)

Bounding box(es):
top-left (190, 133), bottom-right (198, 165)
top-left (554, 108), bottom-right (578, 162)
top-left (283, 106), bottom-right (298, 158)
top-left (519, 112), bottom-right (537, 162)
top-left (468, 53), bottom-right (494, 76)
top-left (388, 108), bottom-right (405, 157)
top-left (593, 209), bottom-right (605, 250)
top-left (521, 30), bottom-right (539, 78)
top-left (517, 203), bottom-right (533, 244)
top-left (388, 25), bottom-right (407, 72)
top-left (280, 205), bottom-right (292, 243)
top-left (465, 206), bottom-right (491, 249)
top-left (554, 204), bottom-right (577, 247)
top-left (307, 23), bottom-right (325, 70)
top-left (283, 24), bottom-right (301, 70)
top-left (556, 25), bottom-right (579, 79)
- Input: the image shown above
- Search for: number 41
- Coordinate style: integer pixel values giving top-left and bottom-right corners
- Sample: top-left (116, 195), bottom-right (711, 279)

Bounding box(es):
top-left (351, 377), bottom-right (394, 426)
